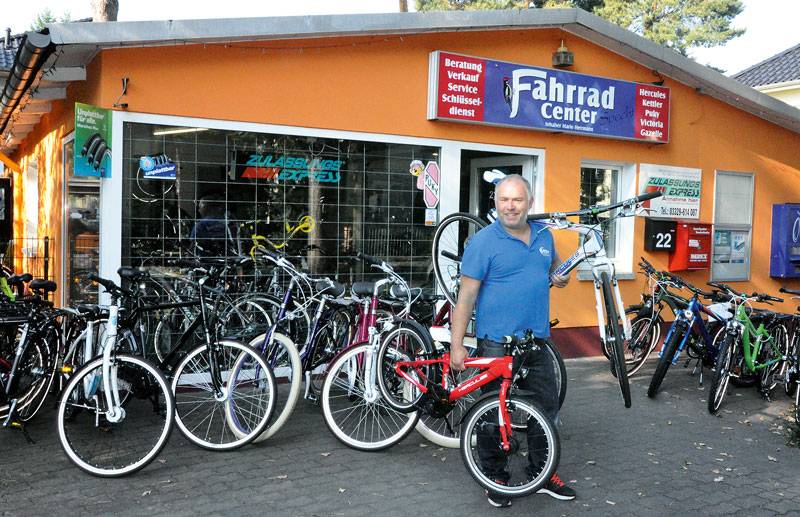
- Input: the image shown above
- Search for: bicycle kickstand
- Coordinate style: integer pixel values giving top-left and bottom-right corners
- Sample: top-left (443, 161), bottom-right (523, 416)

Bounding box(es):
top-left (688, 357), bottom-right (704, 386)
top-left (2, 400), bottom-right (36, 444)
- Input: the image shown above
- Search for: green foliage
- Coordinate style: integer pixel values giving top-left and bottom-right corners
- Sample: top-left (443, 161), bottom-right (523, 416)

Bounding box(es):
top-left (593, 0), bottom-right (744, 56)
top-left (416, 0), bottom-right (531, 10)
top-left (29, 8), bottom-right (72, 30)
top-left (416, 0), bottom-right (744, 56)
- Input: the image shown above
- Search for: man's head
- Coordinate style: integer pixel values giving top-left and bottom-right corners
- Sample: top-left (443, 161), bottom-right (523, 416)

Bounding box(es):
top-left (494, 174), bottom-right (533, 231)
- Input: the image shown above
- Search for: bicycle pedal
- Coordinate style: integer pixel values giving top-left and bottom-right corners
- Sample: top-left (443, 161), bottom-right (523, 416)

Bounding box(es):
top-left (305, 393), bottom-right (320, 406)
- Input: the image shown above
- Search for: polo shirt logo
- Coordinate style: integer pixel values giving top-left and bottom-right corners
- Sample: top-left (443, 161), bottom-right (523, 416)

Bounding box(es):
top-left (539, 247), bottom-right (550, 256)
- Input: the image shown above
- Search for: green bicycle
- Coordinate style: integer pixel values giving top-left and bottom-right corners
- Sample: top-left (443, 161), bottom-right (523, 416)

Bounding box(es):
top-left (707, 284), bottom-right (789, 413)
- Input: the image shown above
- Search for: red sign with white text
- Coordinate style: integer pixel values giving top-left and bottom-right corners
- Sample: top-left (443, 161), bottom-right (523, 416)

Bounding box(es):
top-left (635, 85), bottom-right (670, 142)
top-left (436, 54), bottom-right (486, 121)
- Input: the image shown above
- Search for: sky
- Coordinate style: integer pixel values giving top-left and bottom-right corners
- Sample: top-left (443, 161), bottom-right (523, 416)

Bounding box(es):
top-left (3, 0), bottom-right (799, 76)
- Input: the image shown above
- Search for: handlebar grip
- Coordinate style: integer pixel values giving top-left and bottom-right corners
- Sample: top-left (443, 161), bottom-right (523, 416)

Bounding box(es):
top-left (635, 191), bottom-right (662, 203)
top-left (780, 286), bottom-right (800, 295)
top-left (356, 252), bottom-right (382, 266)
top-left (527, 212), bottom-right (554, 221)
top-left (440, 250), bottom-right (462, 262)
top-left (88, 273), bottom-right (116, 292)
top-left (501, 334), bottom-right (519, 345)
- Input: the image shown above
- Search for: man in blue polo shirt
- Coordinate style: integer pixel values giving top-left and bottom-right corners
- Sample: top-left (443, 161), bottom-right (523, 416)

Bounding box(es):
top-left (450, 174), bottom-right (575, 508)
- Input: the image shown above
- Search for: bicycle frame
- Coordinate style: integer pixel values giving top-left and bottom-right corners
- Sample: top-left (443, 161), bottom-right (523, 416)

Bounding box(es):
top-left (658, 296), bottom-right (727, 365)
top-left (736, 304), bottom-right (784, 372)
top-left (392, 349), bottom-right (522, 450)
top-left (543, 217), bottom-right (632, 342)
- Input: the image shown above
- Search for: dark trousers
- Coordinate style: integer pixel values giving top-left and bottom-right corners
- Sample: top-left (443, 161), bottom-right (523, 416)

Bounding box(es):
top-left (475, 337), bottom-right (559, 483)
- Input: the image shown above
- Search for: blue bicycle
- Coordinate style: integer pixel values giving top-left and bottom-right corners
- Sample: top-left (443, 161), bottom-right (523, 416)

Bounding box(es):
top-left (647, 273), bottom-right (733, 397)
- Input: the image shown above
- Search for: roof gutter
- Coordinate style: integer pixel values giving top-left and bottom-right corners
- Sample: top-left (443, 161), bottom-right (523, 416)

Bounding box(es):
top-left (0, 29), bottom-right (55, 136)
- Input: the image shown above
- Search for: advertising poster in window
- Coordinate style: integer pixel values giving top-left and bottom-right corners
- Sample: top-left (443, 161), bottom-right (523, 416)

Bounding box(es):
top-left (638, 164), bottom-right (701, 219)
top-left (713, 230), bottom-right (731, 263)
top-left (74, 103), bottom-right (111, 178)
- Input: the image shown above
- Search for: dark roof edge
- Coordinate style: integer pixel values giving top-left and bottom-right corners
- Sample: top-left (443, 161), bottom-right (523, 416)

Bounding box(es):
top-left (732, 41), bottom-right (800, 79)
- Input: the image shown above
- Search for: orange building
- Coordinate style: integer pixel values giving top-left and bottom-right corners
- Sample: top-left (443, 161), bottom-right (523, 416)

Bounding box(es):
top-left (2, 9), bottom-right (800, 356)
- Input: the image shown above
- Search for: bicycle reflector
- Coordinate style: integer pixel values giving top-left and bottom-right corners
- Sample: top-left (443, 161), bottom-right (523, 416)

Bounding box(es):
top-left (61, 366), bottom-right (73, 374)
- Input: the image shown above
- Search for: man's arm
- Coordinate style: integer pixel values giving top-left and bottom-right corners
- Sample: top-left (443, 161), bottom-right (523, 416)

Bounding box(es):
top-left (549, 250), bottom-right (571, 288)
top-left (450, 275), bottom-right (482, 371)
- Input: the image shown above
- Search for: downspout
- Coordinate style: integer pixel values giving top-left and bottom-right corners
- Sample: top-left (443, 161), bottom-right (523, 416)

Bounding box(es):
top-left (0, 29), bottom-right (55, 136)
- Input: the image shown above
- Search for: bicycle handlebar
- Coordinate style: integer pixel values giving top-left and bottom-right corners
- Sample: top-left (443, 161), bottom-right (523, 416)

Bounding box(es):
top-left (356, 252), bottom-right (383, 266)
top-left (527, 191), bottom-right (662, 221)
top-left (441, 249), bottom-right (462, 262)
top-left (779, 286), bottom-right (800, 296)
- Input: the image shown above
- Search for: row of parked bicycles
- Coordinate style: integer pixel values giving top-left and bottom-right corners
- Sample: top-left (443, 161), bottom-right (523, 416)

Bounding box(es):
top-left (618, 257), bottom-right (800, 426)
top-left (1, 180), bottom-right (663, 502)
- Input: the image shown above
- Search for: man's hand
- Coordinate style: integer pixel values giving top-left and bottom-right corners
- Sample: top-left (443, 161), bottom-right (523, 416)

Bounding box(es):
top-left (450, 342), bottom-right (468, 372)
top-left (550, 273), bottom-right (570, 288)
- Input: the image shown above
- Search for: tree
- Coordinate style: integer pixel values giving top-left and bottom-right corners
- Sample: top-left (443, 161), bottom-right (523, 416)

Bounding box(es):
top-left (29, 8), bottom-right (72, 30)
top-left (415, 0), bottom-right (744, 57)
top-left (416, 1), bottom-right (531, 10)
top-left (593, 0), bottom-right (744, 56)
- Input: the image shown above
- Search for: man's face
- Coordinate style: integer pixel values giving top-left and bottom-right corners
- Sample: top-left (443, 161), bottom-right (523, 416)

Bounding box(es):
top-left (495, 179), bottom-right (533, 231)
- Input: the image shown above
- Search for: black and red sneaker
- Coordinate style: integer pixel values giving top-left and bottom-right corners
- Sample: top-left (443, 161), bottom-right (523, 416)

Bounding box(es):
top-left (485, 480), bottom-right (512, 508)
top-left (536, 473), bottom-right (576, 500)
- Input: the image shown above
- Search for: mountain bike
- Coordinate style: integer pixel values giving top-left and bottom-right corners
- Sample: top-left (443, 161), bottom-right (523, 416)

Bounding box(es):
top-left (525, 191), bottom-right (663, 408)
top-left (377, 329), bottom-right (559, 498)
top-left (647, 274), bottom-right (732, 398)
top-left (707, 284), bottom-right (789, 413)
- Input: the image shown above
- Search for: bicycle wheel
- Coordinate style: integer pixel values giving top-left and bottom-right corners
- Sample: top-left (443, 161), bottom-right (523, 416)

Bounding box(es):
top-left (460, 395), bottom-right (559, 498)
top-left (432, 213), bottom-right (486, 306)
top-left (321, 343), bottom-right (419, 451)
top-left (7, 339), bottom-right (54, 423)
top-left (172, 340), bottom-right (276, 451)
top-left (543, 338), bottom-right (567, 409)
top-left (624, 310), bottom-right (662, 377)
top-left (244, 331), bottom-right (301, 443)
top-left (153, 306), bottom-right (198, 363)
top-left (786, 329), bottom-right (800, 397)
top-left (759, 324), bottom-right (789, 393)
top-left (600, 272), bottom-right (631, 408)
top-left (307, 308), bottom-right (354, 397)
top-left (376, 325), bottom-right (431, 413)
top-left (708, 330), bottom-right (737, 413)
top-left (218, 295), bottom-right (275, 342)
top-left (647, 321), bottom-right (686, 398)
top-left (57, 354), bottom-right (174, 477)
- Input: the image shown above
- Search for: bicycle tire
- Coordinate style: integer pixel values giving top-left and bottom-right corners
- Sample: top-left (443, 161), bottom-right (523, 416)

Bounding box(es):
top-left (708, 330), bottom-right (736, 413)
top-left (460, 395), bottom-right (559, 498)
top-left (0, 339), bottom-right (53, 423)
top-left (376, 325), bottom-right (431, 413)
top-left (647, 321), bottom-right (686, 398)
top-left (432, 213), bottom-right (487, 306)
top-left (794, 380), bottom-right (799, 426)
top-left (624, 310), bottom-right (662, 377)
top-left (218, 295), bottom-right (275, 342)
top-left (56, 354), bottom-right (174, 477)
top-left (600, 272), bottom-right (631, 408)
top-left (759, 324), bottom-right (789, 393)
top-left (321, 343), bottom-right (419, 451)
top-left (307, 307), bottom-right (353, 398)
top-left (152, 306), bottom-right (198, 363)
top-left (172, 340), bottom-right (276, 451)
top-left (414, 365), bottom-right (481, 448)
top-left (241, 331), bottom-right (301, 443)
top-left (543, 338), bottom-right (568, 409)
top-left (786, 329), bottom-right (800, 397)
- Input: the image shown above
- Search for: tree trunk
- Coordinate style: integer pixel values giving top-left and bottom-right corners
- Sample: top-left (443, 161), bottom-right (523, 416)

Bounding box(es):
top-left (92, 0), bottom-right (119, 22)
top-left (399, 0), bottom-right (408, 12)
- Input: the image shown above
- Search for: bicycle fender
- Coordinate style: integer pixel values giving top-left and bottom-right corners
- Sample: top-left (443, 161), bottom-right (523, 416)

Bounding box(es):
top-left (390, 317), bottom-right (435, 354)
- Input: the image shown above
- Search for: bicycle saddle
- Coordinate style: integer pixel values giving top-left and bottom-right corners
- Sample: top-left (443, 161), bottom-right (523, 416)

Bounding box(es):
top-left (316, 280), bottom-right (345, 298)
top-left (351, 282), bottom-right (374, 297)
top-left (118, 267), bottom-right (150, 280)
top-left (29, 279), bottom-right (57, 293)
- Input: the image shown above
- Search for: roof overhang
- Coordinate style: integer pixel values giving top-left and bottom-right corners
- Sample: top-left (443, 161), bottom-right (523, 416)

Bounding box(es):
top-left (2, 8), bottom-right (800, 155)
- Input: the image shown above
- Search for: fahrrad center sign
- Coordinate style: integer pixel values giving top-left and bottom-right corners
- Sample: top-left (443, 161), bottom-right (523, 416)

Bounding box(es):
top-left (427, 51), bottom-right (670, 143)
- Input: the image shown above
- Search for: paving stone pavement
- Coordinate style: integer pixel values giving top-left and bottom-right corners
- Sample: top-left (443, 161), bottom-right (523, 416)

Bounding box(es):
top-left (1, 356), bottom-right (798, 516)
